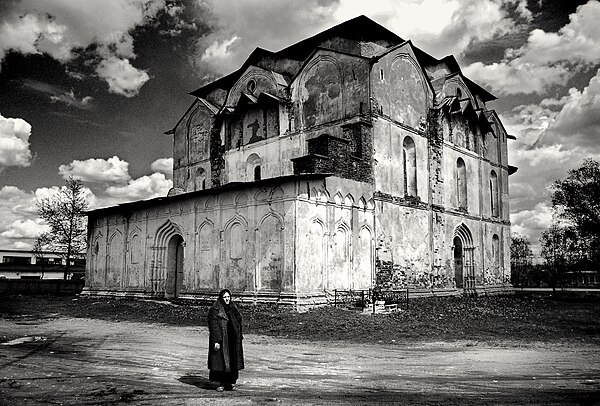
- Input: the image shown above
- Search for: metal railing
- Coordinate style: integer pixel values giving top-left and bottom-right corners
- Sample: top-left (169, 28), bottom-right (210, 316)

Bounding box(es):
top-left (333, 288), bottom-right (409, 313)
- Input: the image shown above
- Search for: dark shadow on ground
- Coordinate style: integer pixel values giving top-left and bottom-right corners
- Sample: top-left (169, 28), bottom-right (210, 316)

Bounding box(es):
top-left (178, 375), bottom-right (215, 390)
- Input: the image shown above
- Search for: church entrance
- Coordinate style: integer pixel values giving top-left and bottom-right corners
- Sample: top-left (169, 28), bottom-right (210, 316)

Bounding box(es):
top-left (453, 236), bottom-right (463, 288)
top-left (166, 234), bottom-right (184, 299)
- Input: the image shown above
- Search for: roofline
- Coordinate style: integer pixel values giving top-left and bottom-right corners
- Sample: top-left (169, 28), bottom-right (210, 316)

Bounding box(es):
top-left (85, 173), bottom-right (333, 216)
top-left (190, 15), bottom-right (405, 98)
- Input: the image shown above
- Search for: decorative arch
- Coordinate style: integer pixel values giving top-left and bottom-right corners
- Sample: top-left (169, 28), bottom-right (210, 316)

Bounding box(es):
top-left (329, 220), bottom-right (351, 289)
top-left (223, 215), bottom-right (248, 291)
top-left (402, 136), bottom-right (417, 197)
top-left (194, 167), bottom-right (207, 191)
top-left (270, 187), bottom-right (284, 200)
top-left (298, 55), bottom-right (344, 128)
top-left (91, 231), bottom-right (104, 287)
top-left (344, 193), bottom-right (355, 206)
top-left (389, 54), bottom-right (428, 129)
top-left (302, 217), bottom-right (326, 291)
top-left (358, 197), bottom-right (367, 209)
top-left (354, 224), bottom-right (374, 289)
top-left (195, 219), bottom-right (216, 290)
top-left (456, 157), bottom-right (467, 210)
top-left (255, 188), bottom-right (269, 201)
top-left (256, 212), bottom-right (284, 290)
top-left (490, 170), bottom-right (499, 217)
top-left (453, 223), bottom-right (474, 289)
top-left (107, 230), bottom-right (124, 288)
top-left (246, 153), bottom-right (262, 182)
top-left (334, 192), bottom-right (343, 206)
top-left (127, 227), bottom-right (143, 287)
top-left (235, 192), bottom-right (249, 206)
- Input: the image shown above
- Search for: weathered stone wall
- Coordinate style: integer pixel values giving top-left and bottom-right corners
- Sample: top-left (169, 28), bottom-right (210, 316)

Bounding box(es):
top-left (86, 182), bottom-right (299, 297)
top-left (291, 49), bottom-right (370, 130)
top-left (295, 177), bottom-right (374, 292)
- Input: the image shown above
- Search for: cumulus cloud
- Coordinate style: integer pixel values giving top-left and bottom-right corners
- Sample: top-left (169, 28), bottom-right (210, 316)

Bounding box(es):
top-left (0, 186), bottom-right (40, 250)
top-left (464, 1), bottom-right (600, 94)
top-left (503, 65), bottom-right (600, 252)
top-left (95, 57), bottom-right (150, 97)
top-left (58, 156), bottom-right (131, 184)
top-left (543, 69), bottom-right (600, 151)
top-left (0, 113), bottom-right (32, 168)
top-left (0, 0), bottom-right (167, 96)
top-left (0, 219), bottom-right (49, 239)
top-left (150, 158), bottom-right (173, 177)
top-left (104, 172), bottom-right (172, 201)
top-left (194, 0), bottom-right (530, 76)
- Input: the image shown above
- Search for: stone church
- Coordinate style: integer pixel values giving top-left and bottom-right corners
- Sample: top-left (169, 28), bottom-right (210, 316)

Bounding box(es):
top-left (84, 16), bottom-right (515, 306)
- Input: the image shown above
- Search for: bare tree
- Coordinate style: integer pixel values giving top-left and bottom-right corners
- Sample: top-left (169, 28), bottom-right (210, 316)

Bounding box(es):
top-left (510, 233), bottom-right (533, 287)
top-left (540, 223), bottom-right (582, 292)
top-left (36, 177), bottom-right (89, 280)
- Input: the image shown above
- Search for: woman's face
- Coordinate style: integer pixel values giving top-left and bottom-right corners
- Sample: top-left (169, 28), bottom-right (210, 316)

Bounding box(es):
top-left (222, 292), bottom-right (231, 304)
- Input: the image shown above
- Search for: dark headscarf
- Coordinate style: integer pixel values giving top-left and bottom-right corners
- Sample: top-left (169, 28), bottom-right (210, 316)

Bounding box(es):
top-left (217, 289), bottom-right (241, 337)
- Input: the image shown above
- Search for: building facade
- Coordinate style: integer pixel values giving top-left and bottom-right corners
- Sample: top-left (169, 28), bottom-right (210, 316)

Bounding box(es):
top-left (85, 16), bottom-right (515, 305)
top-left (0, 249), bottom-right (85, 280)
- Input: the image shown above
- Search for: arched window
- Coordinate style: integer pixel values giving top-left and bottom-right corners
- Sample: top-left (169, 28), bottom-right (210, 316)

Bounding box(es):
top-left (246, 153), bottom-right (262, 182)
top-left (492, 234), bottom-right (500, 270)
top-left (456, 158), bottom-right (467, 210)
top-left (194, 167), bottom-right (206, 191)
top-left (402, 136), bottom-right (417, 197)
top-left (490, 170), bottom-right (499, 217)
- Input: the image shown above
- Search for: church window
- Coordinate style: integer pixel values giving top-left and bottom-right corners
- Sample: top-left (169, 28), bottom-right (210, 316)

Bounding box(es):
top-left (247, 79), bottom-right (256, 94)
top-left (254, 166), bottom-right (261, 181)
top-left (490, 170), bottom-right (499, 217)
top-left (457, 158), bottom-right (467, 210)
top-left (402, 136), bottom-right (417, 197)
top-left (380, 69), bottom-right (384, 81)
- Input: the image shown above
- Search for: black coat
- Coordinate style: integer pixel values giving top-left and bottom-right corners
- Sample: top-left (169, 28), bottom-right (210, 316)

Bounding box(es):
top-left (207, 299), bottom-right (244, 372)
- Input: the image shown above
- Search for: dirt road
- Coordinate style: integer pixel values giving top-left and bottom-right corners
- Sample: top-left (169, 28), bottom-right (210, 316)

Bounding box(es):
top-left (1, 316), bottom-right (599, 405)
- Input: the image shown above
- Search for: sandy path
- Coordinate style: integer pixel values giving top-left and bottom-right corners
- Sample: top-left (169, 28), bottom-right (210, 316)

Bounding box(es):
top-left (1, 317), bottom-right (599, 405)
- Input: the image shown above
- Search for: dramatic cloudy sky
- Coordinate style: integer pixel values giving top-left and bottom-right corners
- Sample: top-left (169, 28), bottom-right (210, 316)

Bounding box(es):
top-left (0, 0), bottom-right (598, 255)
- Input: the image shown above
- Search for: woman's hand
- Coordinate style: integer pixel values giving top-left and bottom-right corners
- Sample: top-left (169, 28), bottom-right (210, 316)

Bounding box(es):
top-left (214, 343), bottom-right (220, 351)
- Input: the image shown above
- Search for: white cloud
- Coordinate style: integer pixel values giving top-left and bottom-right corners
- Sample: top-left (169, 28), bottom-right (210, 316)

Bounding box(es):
top-left (464, 1), bottom-right (600, 95)
top-left (201, 35), bottom-right (240, 64)
top-left (58, 155), bottom-right (131, 183)
top-left (510, 202), bottom-right (554, 252)
top-left (544, 68), bottom-right (600, 150)
top-left (194, 0), bottom-right (530, 76)
top-left (0, 113), bottom-right (32, 168)
top-left (464, 62), bottom-right (571, 95)
top-left (150, 158), bottom-right (173, 177)
top-left (0, 0), bottom-right (166, 95)
top-left (0, 219), bottom-right (49, 239)
top-left (104, 172), bottom-right (172, 201)
top-left (0, 186), bottom-right (40, 250)
top-left (96, 57), bottom-right (150, 97)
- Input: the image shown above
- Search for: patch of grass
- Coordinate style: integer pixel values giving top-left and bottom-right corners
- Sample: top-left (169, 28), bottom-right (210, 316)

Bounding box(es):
top-left (1, 293), bottom-right (599, 345)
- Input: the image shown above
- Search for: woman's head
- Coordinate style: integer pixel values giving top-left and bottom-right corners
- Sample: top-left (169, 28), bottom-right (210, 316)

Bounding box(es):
top-left (218, 289), bottom-right (231, 305)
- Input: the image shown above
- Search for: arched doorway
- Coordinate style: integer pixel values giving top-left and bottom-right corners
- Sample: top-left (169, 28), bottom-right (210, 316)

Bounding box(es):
top-left (166, 234), bottom-right (184, 299)
top-left (453, 224), bottom-right (474, 291)
top-left (453, 236), bottom-right (463, 288)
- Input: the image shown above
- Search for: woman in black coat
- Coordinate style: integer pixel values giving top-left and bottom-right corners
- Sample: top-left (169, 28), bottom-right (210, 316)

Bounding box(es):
top-left (207, 289), bottom-right (244, 391)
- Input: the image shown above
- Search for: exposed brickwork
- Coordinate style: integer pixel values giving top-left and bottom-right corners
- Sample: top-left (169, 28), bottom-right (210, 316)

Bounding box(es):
top-left (209, 125), bottom-right (224, 187)
top-left (292, 120), bottom-right (373, 183)
top-left (427, 108), bottom-right (444, 206)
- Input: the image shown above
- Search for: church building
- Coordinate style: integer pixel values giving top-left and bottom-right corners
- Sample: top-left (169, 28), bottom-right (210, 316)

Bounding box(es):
top-left (84, 16), bottom-right (515, 306)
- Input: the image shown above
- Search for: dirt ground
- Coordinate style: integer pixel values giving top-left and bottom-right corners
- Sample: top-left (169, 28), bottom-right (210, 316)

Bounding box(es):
top-left (1, 314), bottom-right (599, 405)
